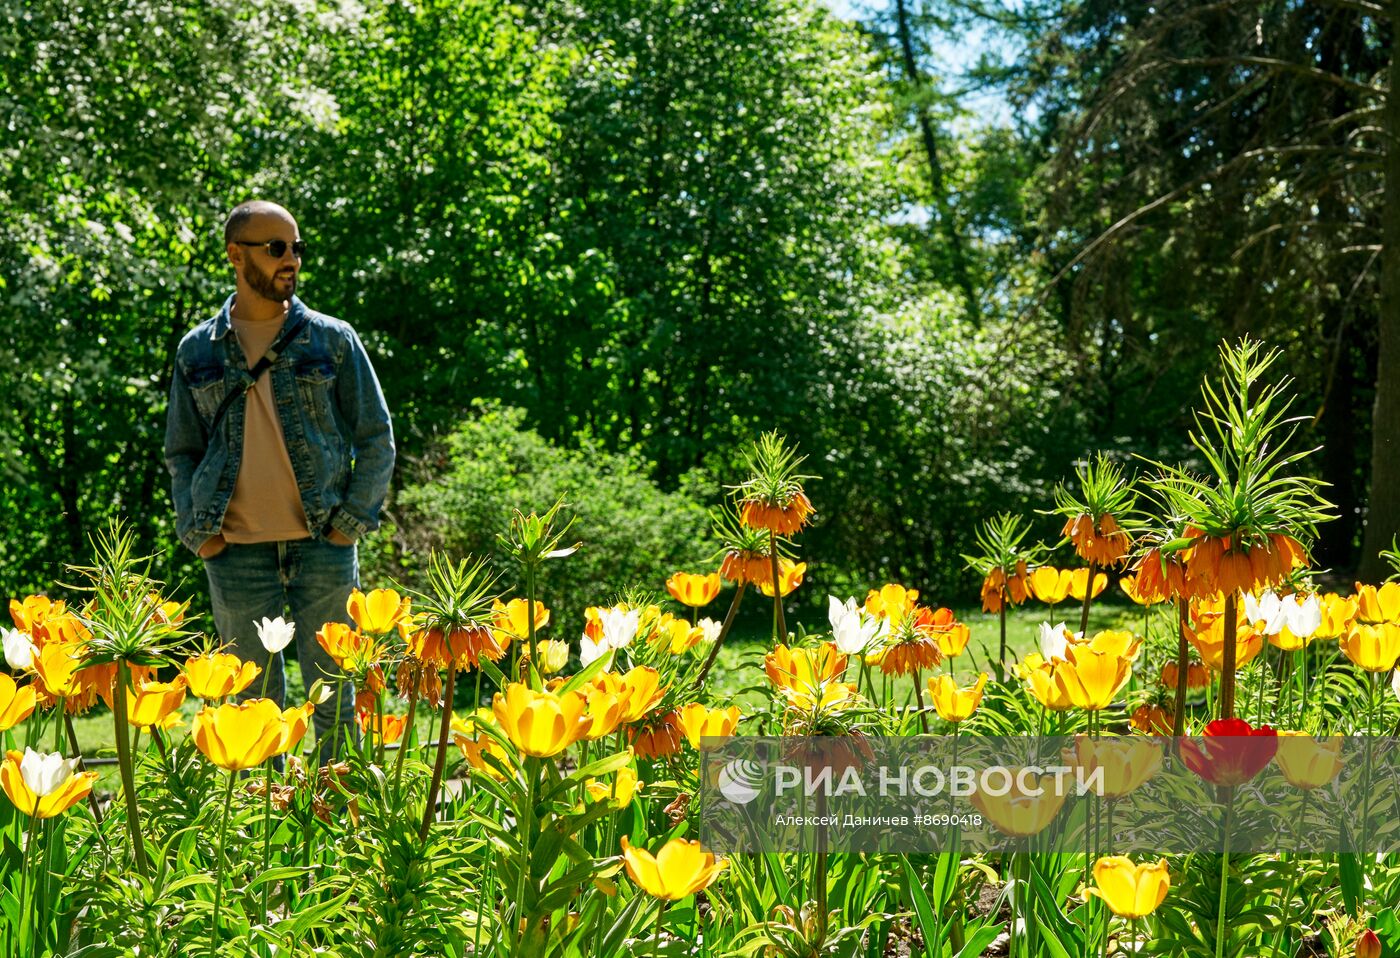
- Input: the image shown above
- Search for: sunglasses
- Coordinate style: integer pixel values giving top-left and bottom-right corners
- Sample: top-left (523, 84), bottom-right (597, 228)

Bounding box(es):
top-left (234, 239), bottom-right (307, 258)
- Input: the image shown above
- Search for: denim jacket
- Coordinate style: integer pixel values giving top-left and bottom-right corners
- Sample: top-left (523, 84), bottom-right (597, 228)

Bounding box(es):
top-left (164, 294), bottom-right (395, 555)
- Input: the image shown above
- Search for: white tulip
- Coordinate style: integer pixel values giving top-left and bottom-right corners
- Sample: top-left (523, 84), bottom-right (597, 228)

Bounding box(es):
top-left (598, 607), bottom-right (642, 651)
top-left (829, 595), bottom-right (881, 655)
top-left (696, 618), bottom-right (722, 644)
top-left (257, 616), bottom-right (296, 654)
top-left (2, 628), bottom-right (36, 671)
top-left (1392, 668), bottom-right (1400, 704)
top-left (1038, 622), bottom-right (1071, 662)
top-left (580, 634), bottom-right (613, 671)
top-left (1281, 594), bottom-right (1321, 640)
top-left (1244, 591), bottom-right (1288, 634)
top-left (19, 748), bottom-right (79, 798)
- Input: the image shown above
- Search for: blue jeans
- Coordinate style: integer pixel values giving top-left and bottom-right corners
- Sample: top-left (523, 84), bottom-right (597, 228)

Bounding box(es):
top-left (203, 539), bottom-right (359, 764)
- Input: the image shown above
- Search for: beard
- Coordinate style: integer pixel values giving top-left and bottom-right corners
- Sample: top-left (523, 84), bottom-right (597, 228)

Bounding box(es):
top-left (243, 257), bottom-right (297, 302)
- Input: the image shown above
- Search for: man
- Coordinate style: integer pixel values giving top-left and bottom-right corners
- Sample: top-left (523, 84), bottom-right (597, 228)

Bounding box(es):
top-left (164, 200), bottom-right (395, 761)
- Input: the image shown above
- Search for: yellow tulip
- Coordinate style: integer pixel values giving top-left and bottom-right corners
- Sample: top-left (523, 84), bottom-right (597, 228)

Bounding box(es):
top-left (280, 703), bottom-right (315, 754)
top-left (585, 764), bottom-right (643, 808)
top-left (863, 584), bottom-right (918, 623)
top-left (183, 653), bottom-right (260, 701)
top-left (125, 677), bottom-right (187, 730)
top-left (534, 639), bottom-right (570, 674)
top-left (1186, 616), bottom-right (1263, 672)
top-left (666, 571), bottom-right (722, 608)
top-left (582, 689), bottom-right (626, 740)
top-left (968, 771), bottom-right (1068, 837)
top-left (0, 674), bottom-right (37, 732)
top-left (0, 749), bottom-right (97, 819)
top-left (1355, 582), bottom-right (1400, 624)
top-left (191, 699), bottom-right (288, 771)
top-left (1015, 654), bottom-right (1075, 711)
top-left (1080, 630), bottom-right (1143, 662)
top-left (33, 641), bottom-right (85, 699)
top-left (1053, 645), bottom-right (1131, 710)
top-left (933, 621), bottom-right (972, 657)
top-left (780, 681), bottom-right (859, 714)
top-left (1029, 567), bottom-right (1073, 604)
top-left (764, 643), bottom-right (847, 696)
top-left (758, 560), bottom-right (807, 598)
top-left (491, 598), bottom-right (550, 645)
top-left (620, 836), bottom-right (727, 900)
top-left (1084, 856), bottom-right (1170, 918)
top-left (928, 673), bottom-right (988, 723)
top-left (616, 666), bottom-right (668, 724)
top-left (1274, 732), bottom-right (1344, 789)
top-left (1315, 593), bottom-right (1358, 638)
top-left (347, 588), bottom-right (409, 634)
top-left (1068, 569), bottom-right (1108, 601)
top-left (492, 683), bottom-right (591, 757)
top-left (1341, 622), bottom-right (1400, 672)
top-left (357, 709), bottom-right (406, 745)
top-left (452, 710), bottom-right (512, 779)
top-left (9, 595), bottom-right (58, 634)
top-left (1118, 575), bottom-right (1161, 606)
top-left (676, 703), bottom-right (741, 749)
top-left (1070, 735), bottom-right (1162, 798)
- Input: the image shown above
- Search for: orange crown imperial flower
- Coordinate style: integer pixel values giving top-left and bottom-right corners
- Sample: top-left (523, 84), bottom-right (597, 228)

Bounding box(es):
top-left (740, 490), bottom-right (814, 536)
top-left (1063, 512), bottom-right (1132, 566)
top-left (878, 607), bottom-right (944, 676)
top-left (629, 711), bottom-right (685, 759)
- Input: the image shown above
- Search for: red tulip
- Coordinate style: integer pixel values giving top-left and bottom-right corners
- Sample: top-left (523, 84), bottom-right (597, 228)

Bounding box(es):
top-left (1179, 717), bottom-right (1278, 787)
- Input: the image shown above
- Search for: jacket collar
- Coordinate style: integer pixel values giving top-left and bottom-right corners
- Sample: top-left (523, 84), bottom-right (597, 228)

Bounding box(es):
top-left (210, 294), bottom-right (306, 340)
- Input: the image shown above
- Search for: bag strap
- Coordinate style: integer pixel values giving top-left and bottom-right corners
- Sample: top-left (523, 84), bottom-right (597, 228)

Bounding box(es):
top-left (207, 312), bottom-right (310, 436)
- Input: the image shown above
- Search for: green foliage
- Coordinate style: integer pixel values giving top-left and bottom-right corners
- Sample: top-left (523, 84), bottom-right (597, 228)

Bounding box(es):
top-left (377, 403), bottom-right (713, 622)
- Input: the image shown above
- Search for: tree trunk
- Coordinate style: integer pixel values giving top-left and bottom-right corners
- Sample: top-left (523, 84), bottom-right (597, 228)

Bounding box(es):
top-left (1359, 5), bottom-right (1400, 582)
top-left (892, 0), bottom-right (979, 322)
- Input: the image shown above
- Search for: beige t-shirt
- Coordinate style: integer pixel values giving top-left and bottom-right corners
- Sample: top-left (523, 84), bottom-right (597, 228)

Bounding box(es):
top-left (220, 312), bottom-right (312, 543)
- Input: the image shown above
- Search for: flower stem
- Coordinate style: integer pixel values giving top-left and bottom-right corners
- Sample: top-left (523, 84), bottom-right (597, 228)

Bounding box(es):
top-left (260, 756), bottom-right (274, 930)
top-left (419, 661), bottom-right (458, 841)
top-left (1078, 561), bottom-right (1098, 637)
top-left (392, 664), bottom-right (420, 800)
top-left (211, 770), bottom-right (236, 957)
top-left (912, 669), bottom-right (929, 733)
top-left (693, 582), bottom-right (747, 691)
top-left (1220, 593), bottom-right (1238, 720)
top-left (768, 530), bottom-right (786, 642)
top-left (654, 899), bottom-right (666, 958)
top-left (1214, 787), bottom-right (1234, 958)
top-left (64, 712), bottom-right (104, 828)
top-left (1173, 599), bottom-right (1190, 736)
top-left (112, 660), bottom-right (149, 877)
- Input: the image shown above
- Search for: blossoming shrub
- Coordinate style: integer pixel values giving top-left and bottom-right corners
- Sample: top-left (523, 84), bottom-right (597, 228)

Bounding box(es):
top-left (379, 402), bottom-right (713, 613)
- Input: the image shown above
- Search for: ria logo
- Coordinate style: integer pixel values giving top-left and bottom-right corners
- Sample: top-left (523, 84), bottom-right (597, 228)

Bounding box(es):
top-left (717, 758), bottom-right (764, 805)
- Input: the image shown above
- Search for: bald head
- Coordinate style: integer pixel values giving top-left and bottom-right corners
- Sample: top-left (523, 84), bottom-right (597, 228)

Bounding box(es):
top-left (224, 200), bottom-right (296, 246)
